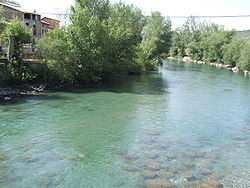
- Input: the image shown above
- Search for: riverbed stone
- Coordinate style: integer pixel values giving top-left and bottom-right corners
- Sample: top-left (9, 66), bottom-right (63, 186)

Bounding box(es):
top-left (125, 153), bottom-right (140, 160)
top-left (233, 136), bottom-right (247, 141)
top-left (146, 180), bottom-right (177, 188)
top-left (141, 170), bottom-right (159, 179)
top-left (148, 130), bottom-right (160, 136)
top-left (183, 161), bottom-right (196, 169)
top-left (165, 153), bottom-right (177, 160)
top-left (152, 143), bottom-right (169, 150)
top-left (201, 168), bottom-right (213, 176)
top-left (205, 153), bottom-right (220, 159)
top-left (0, 154), bottom-right (5, 161)
top-left (24, 156), bottom-right (38, 163)
top-left (123, 165), bottom-right (139, 172)
top-left (181, 173), bottom-right (197, 181)
top-left (115, 148), bottom-right (127, 155)
top-left (232, 67), bottom-right (240, 72)
top-left (184, 151), bottom-right (205, 158)
top-left (169, 165), bottom-right (187, 174)
top-left (141, 137), bottom-right (157, 144)
top-left (201, 179), bottom-right (223, 188)
top-left (210, 172), bottom-right (225, 180)
top-left (160, 172), bottom-right (175, 179)
top-left (146, 152), bottom-right (159, 159)
top-left (146, 161), bottom-right (162, 171)
top-left (185, 180), bottom-right (203, 188)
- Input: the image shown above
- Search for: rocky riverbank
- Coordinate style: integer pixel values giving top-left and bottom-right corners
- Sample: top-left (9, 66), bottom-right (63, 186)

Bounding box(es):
top-left (168, 57), bottom-right (250, 76)
top-left (0, 84), bottom-right (46, 104)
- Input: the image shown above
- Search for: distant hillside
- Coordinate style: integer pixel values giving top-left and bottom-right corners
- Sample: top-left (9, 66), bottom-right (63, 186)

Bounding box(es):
top-left (237, 30), bottom-right (250, 40)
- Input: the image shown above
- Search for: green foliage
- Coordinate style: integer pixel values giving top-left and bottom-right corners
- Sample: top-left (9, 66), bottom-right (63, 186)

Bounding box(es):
top-left (170, 17), bottom-right (236, 64)
top-left (107, 2), bottom-right (144, 74)
top-left (37, 0), bottom-right (165, 84)
top-left (1, 18), bottom-right (32, 83)
top-left (238, 41), bottom-right (250, 70)
top-left (0, 7), bottom-right (6, 33)
top-left (36, 28), bottom-right (72, 83)
top-left (223, 36), bottom-right (246, 67)
top-left (202, 30), bottom-right (235, 63)
top-left (139, 11), bottom-right (172, 70)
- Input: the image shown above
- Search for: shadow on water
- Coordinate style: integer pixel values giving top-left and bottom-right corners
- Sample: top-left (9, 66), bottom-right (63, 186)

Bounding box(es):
top-left (49, 72), bottom-right (169, 96)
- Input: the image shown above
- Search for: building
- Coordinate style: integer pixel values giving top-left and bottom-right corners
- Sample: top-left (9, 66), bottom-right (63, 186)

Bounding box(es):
top-left (0, 2), bottom-right (42, 38)
top-left (41, 17), bottom-right (60, 30)
top-left (0, 2), bottom-right (60, 38)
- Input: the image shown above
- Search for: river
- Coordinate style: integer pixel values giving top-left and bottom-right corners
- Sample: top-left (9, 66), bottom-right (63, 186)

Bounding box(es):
top-left (0, 60), bottom-right (250, 188)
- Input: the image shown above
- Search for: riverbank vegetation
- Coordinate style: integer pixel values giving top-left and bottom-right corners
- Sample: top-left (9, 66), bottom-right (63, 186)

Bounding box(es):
top-left (1, 0), bottom-right (250, 88)
top-left (170, 17), bottom-right (250, 71)
top-left (36, 0), bottom-right (172, 84)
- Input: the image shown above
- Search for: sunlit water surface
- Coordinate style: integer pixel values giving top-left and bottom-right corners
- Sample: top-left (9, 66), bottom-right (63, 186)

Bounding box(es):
top-left (0, 60), bottom-right (250, 188)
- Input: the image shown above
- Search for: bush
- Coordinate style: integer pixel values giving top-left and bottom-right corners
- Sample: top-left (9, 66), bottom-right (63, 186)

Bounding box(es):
top-left (222, 37), bottom-right (246, 67)
top-left (238, 41), bottom-right (250, 70)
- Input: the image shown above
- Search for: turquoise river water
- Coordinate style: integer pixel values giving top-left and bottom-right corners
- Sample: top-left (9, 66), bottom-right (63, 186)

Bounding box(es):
top-left (0, 60), bottom-right (250, 188)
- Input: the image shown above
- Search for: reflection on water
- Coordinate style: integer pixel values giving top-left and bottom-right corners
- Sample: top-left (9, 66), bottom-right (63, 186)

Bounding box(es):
top-left (0, 60), bottom-right (250, 188)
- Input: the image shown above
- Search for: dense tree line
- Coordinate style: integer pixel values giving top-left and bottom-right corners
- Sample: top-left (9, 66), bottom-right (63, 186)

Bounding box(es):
top-left (170, 17), bottom-right (250, 70)
top-left (1, 0), bottom-right (250, 87)
top-left (36, 0), bottom-right (172, 84)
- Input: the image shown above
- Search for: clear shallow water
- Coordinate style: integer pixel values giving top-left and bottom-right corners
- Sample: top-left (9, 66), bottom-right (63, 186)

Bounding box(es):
top-left (0, 60), bottom-right (250, 188)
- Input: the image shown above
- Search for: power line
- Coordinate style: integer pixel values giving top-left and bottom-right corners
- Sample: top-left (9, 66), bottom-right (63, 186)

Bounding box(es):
top-left (3, 9), bottom-right (250, 19)
top-left (40, 13), bottom-right (250, 19)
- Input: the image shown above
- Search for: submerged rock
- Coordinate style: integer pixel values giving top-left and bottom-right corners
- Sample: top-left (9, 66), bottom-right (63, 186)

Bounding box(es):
top-left (205, 153), bottom-right (220, 160)
top-left (146, 180), bottom-right (177, 188)
top-left (125, 153), bottom-right (140, 160)
top-left (181, 173), bottom-right (197, 181)
top-left (183, 151), bottom-right (203, 158)
top-left (152, 143), bottom-right (169, 150)
top-left (165, 153), bottom-right (177, 160)
top-left (123, 165), bottom-right (139, 172)
top-left (201, 167), bottom-right (213, 176)
top-left (115, 148), bottom-right (127, 155)
top-left (146, 161), bottom-right (162, 171)
top-left (185, 180), bottom-right (203, 188)
top-left (160, 172), bottom-right (175, 179)
top-left (233, 136), bottom-right (247, 141)
top-left (141, 137), bottom-right (157, 144)
top-left (201, 179), bottom-right (223, 188)
top-left (210, 173), bottom-right (225, 180)
top-left (148, 130), bottom-right (160, 136)
top-left (183, 161), bottom-right (196, 169)
top-left (146, 152), bottom-right (159, 159)
top-left (0, 154), bottom-right (5, 161)
top-left (141, 170), bottom-right (159, 179)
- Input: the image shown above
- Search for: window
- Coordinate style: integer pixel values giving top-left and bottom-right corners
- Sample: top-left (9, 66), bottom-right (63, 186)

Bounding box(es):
top-left (24, 13), bottom-right (31, 19)
top-left (32, 14), bottom-right (36, 20)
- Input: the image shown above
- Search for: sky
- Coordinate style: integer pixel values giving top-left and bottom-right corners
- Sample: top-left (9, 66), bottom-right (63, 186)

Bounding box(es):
top-left (17, 0), bottom-right (250, 30)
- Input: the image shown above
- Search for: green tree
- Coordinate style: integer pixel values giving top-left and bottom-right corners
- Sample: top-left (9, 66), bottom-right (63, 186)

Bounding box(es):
top-left (36, 28), bottom-right (72, 83)
top-left (1, 18), bottom-right (32, 82)
top-left (238, 41), bottom-right (250, 70)
top-left (107, 2), bottom-right (144, 74)
top-left (202, 30), bottom-right (235, 63)
top-left (68, 0), bottom-right (111, 83)
top-left (223, 36), bottom-right (246, 67)
top-left (139, 11), bottom-right (172, 70)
